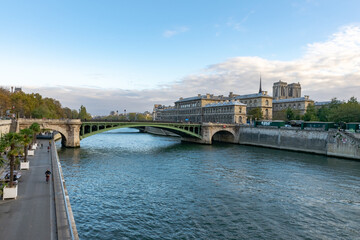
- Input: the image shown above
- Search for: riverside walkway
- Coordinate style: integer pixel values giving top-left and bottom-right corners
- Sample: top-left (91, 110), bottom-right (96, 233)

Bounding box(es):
top-left (0, 139), bottom-right (78, 240)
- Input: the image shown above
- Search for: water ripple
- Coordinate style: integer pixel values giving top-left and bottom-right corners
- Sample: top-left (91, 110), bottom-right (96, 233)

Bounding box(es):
top-left (58, 129), bottom-right (360, 240)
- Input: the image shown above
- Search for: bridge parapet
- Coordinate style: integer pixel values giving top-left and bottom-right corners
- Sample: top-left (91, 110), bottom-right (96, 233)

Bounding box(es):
top-left (81, 121), bottom-right (202, 140)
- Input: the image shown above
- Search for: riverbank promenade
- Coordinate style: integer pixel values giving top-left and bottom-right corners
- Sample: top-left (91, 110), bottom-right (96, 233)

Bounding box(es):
top-left (0, 139), bottom-right (77, 240)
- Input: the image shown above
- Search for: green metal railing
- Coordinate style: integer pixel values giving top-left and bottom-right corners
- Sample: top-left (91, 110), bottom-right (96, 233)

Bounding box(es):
top-left (80, 122), bottom-right (202, 139)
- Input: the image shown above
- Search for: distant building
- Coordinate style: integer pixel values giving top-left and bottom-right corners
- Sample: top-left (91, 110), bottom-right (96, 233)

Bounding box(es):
top-left (232, 91), bottom-right (273, 120)
top-left (314, 101), bottom-right (332, 109)
top-left (154, 97), bottom-right (247, 124)
top-left (10, 86), bottom-right (22, 93)
top-left (153, 79), bottom-right (321, 123)
top-left (272, 81), bottom-right (314, 119)
top-left (273, 80), bottom-right (301, 100)
top-left (203, 101), bottom-right (247, 124)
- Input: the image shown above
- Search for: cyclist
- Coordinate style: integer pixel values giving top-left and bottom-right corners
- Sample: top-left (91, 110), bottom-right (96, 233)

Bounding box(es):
top-left (45, 169), bottom-right (51, 183)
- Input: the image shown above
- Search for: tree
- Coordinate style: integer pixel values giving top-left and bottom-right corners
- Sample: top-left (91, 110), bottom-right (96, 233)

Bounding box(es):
top-left (29, 122), bottom-right (41, 145)
top-left (302, 104), bottom-right (319, 121)
top-left (0, 138), bottom-right (6, 167)
top-left (128, 113), bottom-right (137, 121)
top-left (285, 108), bottom-right (295, 121)
top-left (78, 105), bottom-right (92, 120)
top-left (136, 114), bottom-right (147, 121)
top-left (0, 87), bottom-right (11, 117)
top-left (71, 109), bottom-right (79, 119)
top-left (1, 133), bottom-right (24, 187)
top-left (248, 108), bottom-right (263, 120)
top-left (20, 128), bottom-right (33, 162)
top-left (63, 107), bottom-right (72, 119)
top-left (0, 87), bottom-right (84, 119)
top-left (328, 97), bottom-right (360, 123)
top-left (317, 105), bottom-right (329, 122)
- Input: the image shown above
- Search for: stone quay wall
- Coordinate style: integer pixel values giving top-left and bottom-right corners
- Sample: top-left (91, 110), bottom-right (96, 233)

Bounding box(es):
top-left (0, 120), bottom-right (12, 137)
top-left (238, 126), bottom-right (360, 160)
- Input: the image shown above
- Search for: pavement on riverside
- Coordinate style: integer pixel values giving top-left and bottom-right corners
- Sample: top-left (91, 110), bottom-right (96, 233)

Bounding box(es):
top-left (0, 139), bottom-right (56, 240)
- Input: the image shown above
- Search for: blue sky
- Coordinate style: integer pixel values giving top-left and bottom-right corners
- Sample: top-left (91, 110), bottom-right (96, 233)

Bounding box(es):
top-left (1, 0), bottom-right (360, 114)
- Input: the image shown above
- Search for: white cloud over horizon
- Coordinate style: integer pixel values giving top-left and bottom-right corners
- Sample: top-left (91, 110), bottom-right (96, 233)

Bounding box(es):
top-left (21, 24), bottom-right (360, 115)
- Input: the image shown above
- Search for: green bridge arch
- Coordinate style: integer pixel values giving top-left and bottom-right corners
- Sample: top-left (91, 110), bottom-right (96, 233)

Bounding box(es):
top-left (80, 122), bottom-right (202, 140)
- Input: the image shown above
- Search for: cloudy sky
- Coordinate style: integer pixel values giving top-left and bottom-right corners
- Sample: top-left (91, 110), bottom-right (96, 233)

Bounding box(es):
top-left (1, 0), bottom-right (359, 115)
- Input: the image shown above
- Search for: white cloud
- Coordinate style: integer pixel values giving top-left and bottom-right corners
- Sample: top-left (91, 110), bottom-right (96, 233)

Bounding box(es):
top-left (22, 24), bottom-right (360, 115)
top-left (227, 11), bottom-right (255, 31)
top-left (163, 26), bottom-right (189, 38)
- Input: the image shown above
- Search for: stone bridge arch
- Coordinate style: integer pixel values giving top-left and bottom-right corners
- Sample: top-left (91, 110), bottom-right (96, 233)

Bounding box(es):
top-left (181, 123), bottom-right (240, 144)
top-left (18, 119), bottom-right (81, 147)
top-left (211, 130), bottom-right (236, 143)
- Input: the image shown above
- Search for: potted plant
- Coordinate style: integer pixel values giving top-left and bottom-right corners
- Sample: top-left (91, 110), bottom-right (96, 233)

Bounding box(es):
top-left (1, 132), bottom-right (24, 200)
top-left (20, 128), bottom-right (33, 170)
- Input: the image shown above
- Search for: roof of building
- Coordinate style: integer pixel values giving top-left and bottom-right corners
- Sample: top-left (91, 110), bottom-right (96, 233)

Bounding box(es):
top-left (233, 92), bottom-right (271, 100)
top-left (314, 101), bottom-right (331, 106)
top-left (204, 101), bottom-right (246, 108)
top-left (175, 94), bottom-right (227, 103)
top-left (273, 97), bottom-right (313, 103)
top-left (161, 107), bottom-right (177, 111)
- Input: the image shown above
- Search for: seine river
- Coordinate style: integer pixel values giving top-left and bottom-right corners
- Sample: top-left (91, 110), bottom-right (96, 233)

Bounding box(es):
top-left (57, 128), bottom-right (360, 240)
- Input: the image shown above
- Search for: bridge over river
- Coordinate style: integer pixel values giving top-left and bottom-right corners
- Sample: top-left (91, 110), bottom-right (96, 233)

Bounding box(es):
top-left (16, 119), bottom-right (240, 147)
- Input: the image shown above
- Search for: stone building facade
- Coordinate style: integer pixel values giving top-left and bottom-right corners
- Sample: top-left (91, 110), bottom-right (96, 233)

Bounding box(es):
top-left (203, 101), bottom-right (247, 124)
top-left (273, 96), bottom-right (314, 117)
top-left (233, 91), bottom-right (273, 120)
top-left (272, 81), bottom-right (314, 119)
top-left (154, 80), bottom-right (317, 123)
top-left (273, 80), bottom-right (301, 100)
top-left (153, 89), bottom-right (270, 123)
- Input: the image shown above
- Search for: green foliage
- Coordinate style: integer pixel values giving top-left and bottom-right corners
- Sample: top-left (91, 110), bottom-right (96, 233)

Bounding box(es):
top-left (285, 108), bottom-right (295, 121)
top-left (327, 97), bottom-right (360, 123)
top-left (20, 128), bottom-right (33, 161)
top-left (78, 105), bottom-right (92, 120)
top-left (0, 87), bottom-right (90, 119)
top-left (302, 104), bottom-right (319, 121)
top-left (299, 97), bottom-right (360, 123)
top-left (316, 106), bottom-right (329, 122)
top-left (1, 132), bottom-right (24, 187)
top-left (71, 109), bottom-right (79, 119)
top-left (128, 113), bottom-right (137, 121)
top-left (30, 122), bottom-right (41, 144)
top-left (0, 138), bottom-right (6, 167)
top-left (248, 108), bottom-right (263, 120)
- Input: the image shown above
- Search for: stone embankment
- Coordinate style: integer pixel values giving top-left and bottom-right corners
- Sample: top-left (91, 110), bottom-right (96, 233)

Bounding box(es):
top-left (239, 126), bottom-right (360, 160)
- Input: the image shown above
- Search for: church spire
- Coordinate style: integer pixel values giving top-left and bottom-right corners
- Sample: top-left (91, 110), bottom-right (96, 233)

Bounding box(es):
top-left (259, 74), bottom-right (262, 93)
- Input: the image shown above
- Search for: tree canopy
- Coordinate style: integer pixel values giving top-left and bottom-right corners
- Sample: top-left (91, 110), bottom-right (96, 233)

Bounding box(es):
top-left (247, 108), bottom-right (263, 120)
top-left (0, 87), bottom-right (89, 119)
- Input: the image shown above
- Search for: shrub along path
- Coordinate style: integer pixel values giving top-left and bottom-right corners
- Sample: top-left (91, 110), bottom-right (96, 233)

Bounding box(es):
top-left (0, 139), bottom-right (56, 240)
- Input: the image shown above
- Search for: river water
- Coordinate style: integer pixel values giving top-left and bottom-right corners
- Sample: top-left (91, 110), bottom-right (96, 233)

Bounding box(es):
top-left (57, 128), bottom-right (360, 240)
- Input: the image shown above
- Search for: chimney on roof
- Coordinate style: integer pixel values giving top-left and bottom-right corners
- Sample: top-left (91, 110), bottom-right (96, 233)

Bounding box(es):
top-left (229, 92), bottom-right (233, 98)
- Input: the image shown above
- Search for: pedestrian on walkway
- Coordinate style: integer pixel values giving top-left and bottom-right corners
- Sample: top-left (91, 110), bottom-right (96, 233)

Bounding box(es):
top-left (45, 169), bottom-right (51, 183)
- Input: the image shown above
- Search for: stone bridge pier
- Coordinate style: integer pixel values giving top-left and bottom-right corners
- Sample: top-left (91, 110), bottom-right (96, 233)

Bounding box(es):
top-left (18, 119), bottom-right (82, 147)
top-left (182, 123), bottom-right (240, 144)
